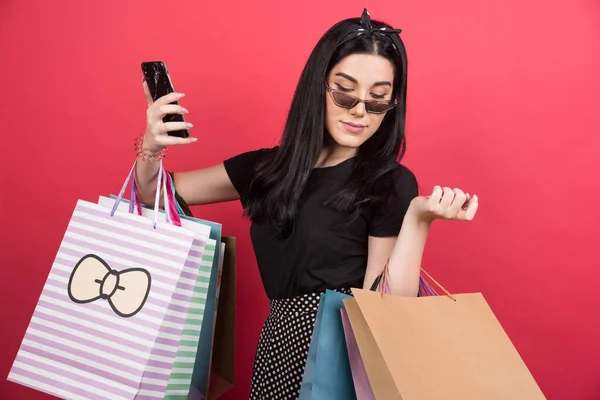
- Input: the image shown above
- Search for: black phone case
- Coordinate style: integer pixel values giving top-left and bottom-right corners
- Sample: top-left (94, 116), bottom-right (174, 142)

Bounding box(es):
top-left (141, 61), bottom-right (189, 138)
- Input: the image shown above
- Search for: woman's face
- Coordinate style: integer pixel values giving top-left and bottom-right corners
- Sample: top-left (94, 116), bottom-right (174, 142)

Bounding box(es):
top-left (325, 53), bottom-right (395, 151)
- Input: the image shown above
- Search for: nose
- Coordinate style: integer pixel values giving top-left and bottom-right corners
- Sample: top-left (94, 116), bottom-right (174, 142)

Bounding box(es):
top-left (350, 101), bottom-right (366, 117)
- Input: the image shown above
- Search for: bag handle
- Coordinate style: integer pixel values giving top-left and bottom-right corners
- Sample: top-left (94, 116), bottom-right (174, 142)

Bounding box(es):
top-left (419, 268), bottom-right (456, 301)
top-left (111, 160), bottom-right (182, 228)
top-left (370, 261), bottom-right (456, 301)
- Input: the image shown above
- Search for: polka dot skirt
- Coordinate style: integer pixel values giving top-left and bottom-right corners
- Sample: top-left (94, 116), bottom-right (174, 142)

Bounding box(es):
top-left (250, 288), bottom-right (352, 400)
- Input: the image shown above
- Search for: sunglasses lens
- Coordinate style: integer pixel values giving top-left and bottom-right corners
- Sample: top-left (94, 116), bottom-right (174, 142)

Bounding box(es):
top-left (330, 89), bottom-right (394, 114)
top-left (366, 101), bottom-right (392, 113)
top-left (332, 92), bottom-right (358, 109)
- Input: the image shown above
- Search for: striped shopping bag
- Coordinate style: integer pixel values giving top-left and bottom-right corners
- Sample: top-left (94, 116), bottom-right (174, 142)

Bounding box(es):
top-left (8, 202), bottom-right (195, 398)
top-left (7, 161), bottom-right (200, 400)
top-left (102, 178), bottom-right (224, 399)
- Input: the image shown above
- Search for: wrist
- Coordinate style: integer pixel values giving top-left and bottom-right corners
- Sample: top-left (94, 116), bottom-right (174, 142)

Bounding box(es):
top-left (141, 134), bottom-right (164, 154)
top-left (135, 134), bottom-right (168, 162)
top-left (406, 202), bottom-right (433, 228)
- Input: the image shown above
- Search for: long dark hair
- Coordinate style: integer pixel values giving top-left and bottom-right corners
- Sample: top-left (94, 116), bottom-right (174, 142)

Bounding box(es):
top-left (245, 14), bottom-right (408, 237)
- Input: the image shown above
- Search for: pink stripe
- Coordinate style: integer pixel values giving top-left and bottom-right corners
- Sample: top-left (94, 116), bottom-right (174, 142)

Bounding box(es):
top-left (172, 292), bottom-right (199, 302)
top-left (69, 214), bottom-right (190, 254)
top-left (75, 203), bottom-right (195, 243)
top-left (33, 293), bottom-right (163, 341)
top-left (44, 274), bottom-right (174, 317)
top-left (143, 356), bottom-right (173, 371)
top-left (158, 324), bottom-right (185, 336)
top-left (20, 332), bottom-right (146, 376)
top-left (60, 237), bottom-right (184, 281)
top-left (173, 281), bottom-right (195, 292)
top-left (68, 225), bottom-right (204, 264)
top-left (39, 287), bottom-right (156, 332)
top-left (166, 301), bottom-right (193, 315)
top-left (28, 319), bottom-right (151, 356)
top-left (16, 345), bottom-right (138, 389)
top-left (141, 370), bottom-right (171, 381)
top-left (10, 365), bottom-right (134, 399)
top-left (26, 321), bottom-right (151, 366)
top-left (179, 270), bottom-right (198, 280)
top-left (140, 380), bottom-right (171, 394)
top-left (51, 259), bottom-right (177, 298)
top-left (40, 282), bottom-right (182, 332)
top-left (188, 249), bottom-right (204, 258)
top-left (184, 260), bottom-right (202, 268)
top-left (155, 334), bottom-right (181, 347)
top-left (43, 284), bottom-right (183, 324)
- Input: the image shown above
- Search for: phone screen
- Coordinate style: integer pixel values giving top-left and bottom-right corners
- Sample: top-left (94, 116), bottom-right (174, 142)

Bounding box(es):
top-left (141, 61), bottom-right (189, 138)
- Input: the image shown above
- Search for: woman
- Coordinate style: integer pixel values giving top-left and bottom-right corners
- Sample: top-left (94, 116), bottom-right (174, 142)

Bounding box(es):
top-left (135, 9), bottom-right (479, 400)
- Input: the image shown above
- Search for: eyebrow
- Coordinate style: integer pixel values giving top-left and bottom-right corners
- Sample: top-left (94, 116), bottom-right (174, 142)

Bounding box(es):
top-left (335, 72), bottom-right (392, 88)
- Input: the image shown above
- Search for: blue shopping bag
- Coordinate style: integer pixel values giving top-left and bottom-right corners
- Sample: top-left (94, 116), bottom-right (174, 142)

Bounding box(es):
top-left (299, 290), bottom-right (357, 400)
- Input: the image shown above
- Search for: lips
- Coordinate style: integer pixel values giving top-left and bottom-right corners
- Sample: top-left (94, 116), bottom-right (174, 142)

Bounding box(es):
top-left (341, 122), bottom-right (366, 134)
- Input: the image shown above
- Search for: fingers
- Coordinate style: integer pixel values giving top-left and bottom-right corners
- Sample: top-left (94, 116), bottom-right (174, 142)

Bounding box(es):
top-left (158, 104), bottom-right (189, 117)
top-left (142, 79), bottom-right (185, 106)
top-left (142, 80), bottom-right (154, 106)
top-left (428, 185), bottom-right (443, 204)
top-left (439, 187), bottom-right (455, 211)
top-left (142, 79), bottom-right (195, 149)
top-left (457, 194), bottom-right (479, 221)
top-left (150, 121), bottom-right (196, 147)
top-left (446, 188), bottom-right (467, 217)
top-left (155, 92), bottom-right (185, 106)
top-left (428, 185), bottom-right (478, 221)
top-left (154, 134), bottom-right (198, 146)
top-left (162, 121), bottom-right (194, 132)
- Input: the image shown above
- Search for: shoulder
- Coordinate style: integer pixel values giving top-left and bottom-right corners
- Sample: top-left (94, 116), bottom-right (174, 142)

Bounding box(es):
top-left (390, 163), bottom-right (418, 194)
top-left (223, 146), bottom-right (278, 171)
top-left (367, 163), bottom-right (419, 236)
top-left (375, 162), bottom-right (419, 200)
top-left (222, 146), bottom-right (279, 204)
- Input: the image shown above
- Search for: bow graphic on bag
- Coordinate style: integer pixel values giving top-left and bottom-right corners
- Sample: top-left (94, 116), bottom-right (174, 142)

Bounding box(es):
top-left (67, 254), bottom-right (152, 318)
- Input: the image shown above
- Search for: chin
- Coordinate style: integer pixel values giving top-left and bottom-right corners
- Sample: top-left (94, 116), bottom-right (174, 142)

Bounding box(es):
top-left (330, 131), bottom-right (368, 149)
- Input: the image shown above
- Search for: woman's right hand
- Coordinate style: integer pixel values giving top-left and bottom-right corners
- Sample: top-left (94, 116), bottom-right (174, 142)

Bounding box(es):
top-left (142, 80), bottom-right (197, 153)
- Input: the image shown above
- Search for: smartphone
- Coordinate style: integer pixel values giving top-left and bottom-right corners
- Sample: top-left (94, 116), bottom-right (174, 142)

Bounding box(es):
top-left (141, 61), bottom-right (189, 138)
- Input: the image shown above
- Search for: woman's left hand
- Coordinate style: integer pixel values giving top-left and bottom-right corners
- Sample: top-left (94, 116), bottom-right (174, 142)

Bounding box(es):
top-left (408, 186), bottom-right (479, 224)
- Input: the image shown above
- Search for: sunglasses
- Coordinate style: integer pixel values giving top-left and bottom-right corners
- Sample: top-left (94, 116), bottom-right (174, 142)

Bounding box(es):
top-left (325, 84), bottom-right (397, 114)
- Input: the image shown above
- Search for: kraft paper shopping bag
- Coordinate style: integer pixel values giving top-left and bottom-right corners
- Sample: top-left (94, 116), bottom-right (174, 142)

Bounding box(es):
top-left (205, 236), bottom-right (236, 400)
top-left (344, 272), bottom-right (547, 400)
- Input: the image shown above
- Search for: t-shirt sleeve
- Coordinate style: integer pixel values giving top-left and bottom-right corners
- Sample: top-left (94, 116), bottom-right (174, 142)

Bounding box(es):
top-left (223, 147), bottom-right (274, 206)
top-left (367, 164), bottom-right (419, 237)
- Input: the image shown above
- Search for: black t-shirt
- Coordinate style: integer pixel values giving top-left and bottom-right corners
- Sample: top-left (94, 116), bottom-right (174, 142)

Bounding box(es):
top-left (223, 147), bottom-right (418, 299)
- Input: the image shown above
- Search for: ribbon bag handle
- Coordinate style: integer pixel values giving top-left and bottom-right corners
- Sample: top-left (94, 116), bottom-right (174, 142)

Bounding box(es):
top-left (111, 160), bottom-right (181, 229)
top-left (370, 261), bottom-right (456, 301)
top-left (163, 169), bottom-right (182, 226)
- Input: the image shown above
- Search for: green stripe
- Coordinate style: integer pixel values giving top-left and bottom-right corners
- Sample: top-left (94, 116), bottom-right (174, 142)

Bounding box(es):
top-left (181, 328), bottom-right (202, 336)
top-left (168, 372), bottom-right (193, 380)
top-left (186, 307), bottom-right (205, 315)
top-left (166, 383), bottom-right (193, 391)
top-left (165, 238), bottom-right (217, 393)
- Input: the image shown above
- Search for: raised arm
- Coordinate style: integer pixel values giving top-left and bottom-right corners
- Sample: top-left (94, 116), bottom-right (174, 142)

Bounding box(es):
top-left (134, 81), bottom-right (240, 207)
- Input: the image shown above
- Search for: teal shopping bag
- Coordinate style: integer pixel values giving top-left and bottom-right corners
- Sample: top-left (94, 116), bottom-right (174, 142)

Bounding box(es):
top-left (299, 290), bottom-right (357, 400)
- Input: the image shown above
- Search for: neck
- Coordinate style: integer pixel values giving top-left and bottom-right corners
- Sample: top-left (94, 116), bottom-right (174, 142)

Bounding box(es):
top-left (315, 141), bottom-right (358, 168)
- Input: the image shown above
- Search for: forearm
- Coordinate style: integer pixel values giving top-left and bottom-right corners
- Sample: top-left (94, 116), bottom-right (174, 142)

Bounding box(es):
top-left (387, 209), bottom-right (431, 297)
top-left (134, 159), bottom-right (162, 207)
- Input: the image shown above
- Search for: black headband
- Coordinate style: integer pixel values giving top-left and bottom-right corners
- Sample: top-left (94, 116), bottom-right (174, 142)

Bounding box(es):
top-left (356, 9), bottom-right (404, 55)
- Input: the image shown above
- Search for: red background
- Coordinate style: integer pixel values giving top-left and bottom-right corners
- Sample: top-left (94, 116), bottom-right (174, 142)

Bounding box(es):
top-left (1, 1), bottom-right (599, 399)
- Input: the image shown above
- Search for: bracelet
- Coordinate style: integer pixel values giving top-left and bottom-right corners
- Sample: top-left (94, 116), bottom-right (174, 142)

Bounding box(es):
top-left (134, 134), bottom-right (168, 162)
